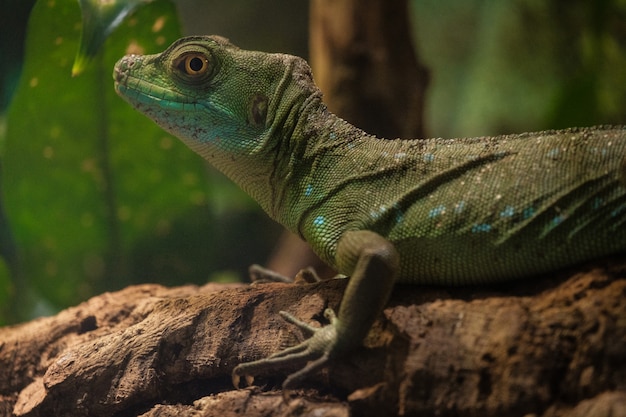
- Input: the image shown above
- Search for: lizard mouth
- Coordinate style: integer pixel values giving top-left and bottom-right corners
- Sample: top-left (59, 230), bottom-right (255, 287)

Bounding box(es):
top-left (113, 57), bottom-right (192, 111)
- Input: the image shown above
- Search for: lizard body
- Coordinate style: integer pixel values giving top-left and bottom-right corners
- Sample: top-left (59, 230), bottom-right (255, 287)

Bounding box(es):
top-left (114, 36), bottom-right (626, 389)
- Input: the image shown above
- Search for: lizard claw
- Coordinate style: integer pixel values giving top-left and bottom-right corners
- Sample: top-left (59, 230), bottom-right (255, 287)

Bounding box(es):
top-left (232, 308), bottom-right (344, 391)
top-left (248, 264), bottom-right (324, 284)
top-left (231, 372), bottom-right (255, 389)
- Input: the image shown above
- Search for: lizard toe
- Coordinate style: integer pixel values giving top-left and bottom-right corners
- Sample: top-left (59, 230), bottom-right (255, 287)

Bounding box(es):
top-left (232, 310), bottom-right (344, 391)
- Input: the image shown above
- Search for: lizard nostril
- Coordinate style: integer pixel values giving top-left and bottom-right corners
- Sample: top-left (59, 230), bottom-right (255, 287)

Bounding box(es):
top-left (113, 55), bottom-right (142, 83)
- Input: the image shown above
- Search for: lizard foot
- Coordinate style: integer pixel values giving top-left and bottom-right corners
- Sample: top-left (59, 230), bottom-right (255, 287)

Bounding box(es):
top-left (232, 308), bottom-right (346, 392)
top-left (248, 264), bottom-right (323, 284)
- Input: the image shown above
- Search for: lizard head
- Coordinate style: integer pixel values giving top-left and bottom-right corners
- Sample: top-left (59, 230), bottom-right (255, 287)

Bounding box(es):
top-left (113, 36), bottom-right (320, 196)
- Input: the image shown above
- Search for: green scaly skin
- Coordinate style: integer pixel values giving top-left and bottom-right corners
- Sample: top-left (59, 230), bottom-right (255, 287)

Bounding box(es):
top-left (114, 35), bottom-right (626, 390)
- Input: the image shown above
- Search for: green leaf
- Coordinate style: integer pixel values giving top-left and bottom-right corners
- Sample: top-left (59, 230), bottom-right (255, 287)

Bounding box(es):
top-left (73, 0), bottom-right (154, 76)
top-left (3, 0), bottom-right (197, 310)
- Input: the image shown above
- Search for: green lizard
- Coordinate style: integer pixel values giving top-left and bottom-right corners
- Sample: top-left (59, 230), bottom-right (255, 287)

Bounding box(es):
top-left (114, 35), bottom-right (626, 390)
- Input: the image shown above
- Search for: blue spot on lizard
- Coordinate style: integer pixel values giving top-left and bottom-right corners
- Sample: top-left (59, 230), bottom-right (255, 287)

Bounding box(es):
top-left (592, 197), bottom-right (603, 210)
top-left (522, 207), bottom-right (536, 220)
top-left (429, 205), bottom-right (446, 218)
top-left (500, 205), bottom-right (515, 218)
top-left (313, 215), bottom-right (325, 226)
top-left (472, 223), bottom-right (492, 233)
top-left (547, 148), bottom-right (560, 159)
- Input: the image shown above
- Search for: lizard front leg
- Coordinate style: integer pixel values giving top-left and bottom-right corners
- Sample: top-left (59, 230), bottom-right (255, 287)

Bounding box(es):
top-left (232, 230), bottom-right (400, 390)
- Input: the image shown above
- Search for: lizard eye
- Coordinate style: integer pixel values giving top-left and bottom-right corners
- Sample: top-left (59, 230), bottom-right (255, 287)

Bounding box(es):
top-left (176, 52), bottom-right (211, 77)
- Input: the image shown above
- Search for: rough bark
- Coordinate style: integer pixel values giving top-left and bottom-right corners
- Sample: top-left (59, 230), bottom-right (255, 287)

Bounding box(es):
top-left (1, 255), bottom-right (625, 417)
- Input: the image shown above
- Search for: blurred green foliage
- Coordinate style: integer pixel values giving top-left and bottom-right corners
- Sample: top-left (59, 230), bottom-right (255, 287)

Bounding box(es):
top-left (3, 0), bottom-right (187, 319)
top-left (412, 0), bottom-right (626, 137)
top-left (1, 0), bottom-right (284, 324)
top-left (0, 0), bottom-right (36, 115)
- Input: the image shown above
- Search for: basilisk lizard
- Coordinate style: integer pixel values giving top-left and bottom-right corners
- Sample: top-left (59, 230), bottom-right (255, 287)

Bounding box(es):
top-left (113, 35), bottom-right (626, 390)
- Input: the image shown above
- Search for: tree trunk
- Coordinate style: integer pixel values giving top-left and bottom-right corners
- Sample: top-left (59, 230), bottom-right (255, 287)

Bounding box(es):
top-left (309, 0), bottom-right (428, 139)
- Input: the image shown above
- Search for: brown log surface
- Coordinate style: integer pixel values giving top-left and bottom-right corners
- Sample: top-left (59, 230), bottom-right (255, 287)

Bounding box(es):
top-left (1, 257), bottom-right (625, 416)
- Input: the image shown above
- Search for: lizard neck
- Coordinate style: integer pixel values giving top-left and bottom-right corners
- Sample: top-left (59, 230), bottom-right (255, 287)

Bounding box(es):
top-left (267, 94), bottom-right (383, 235)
